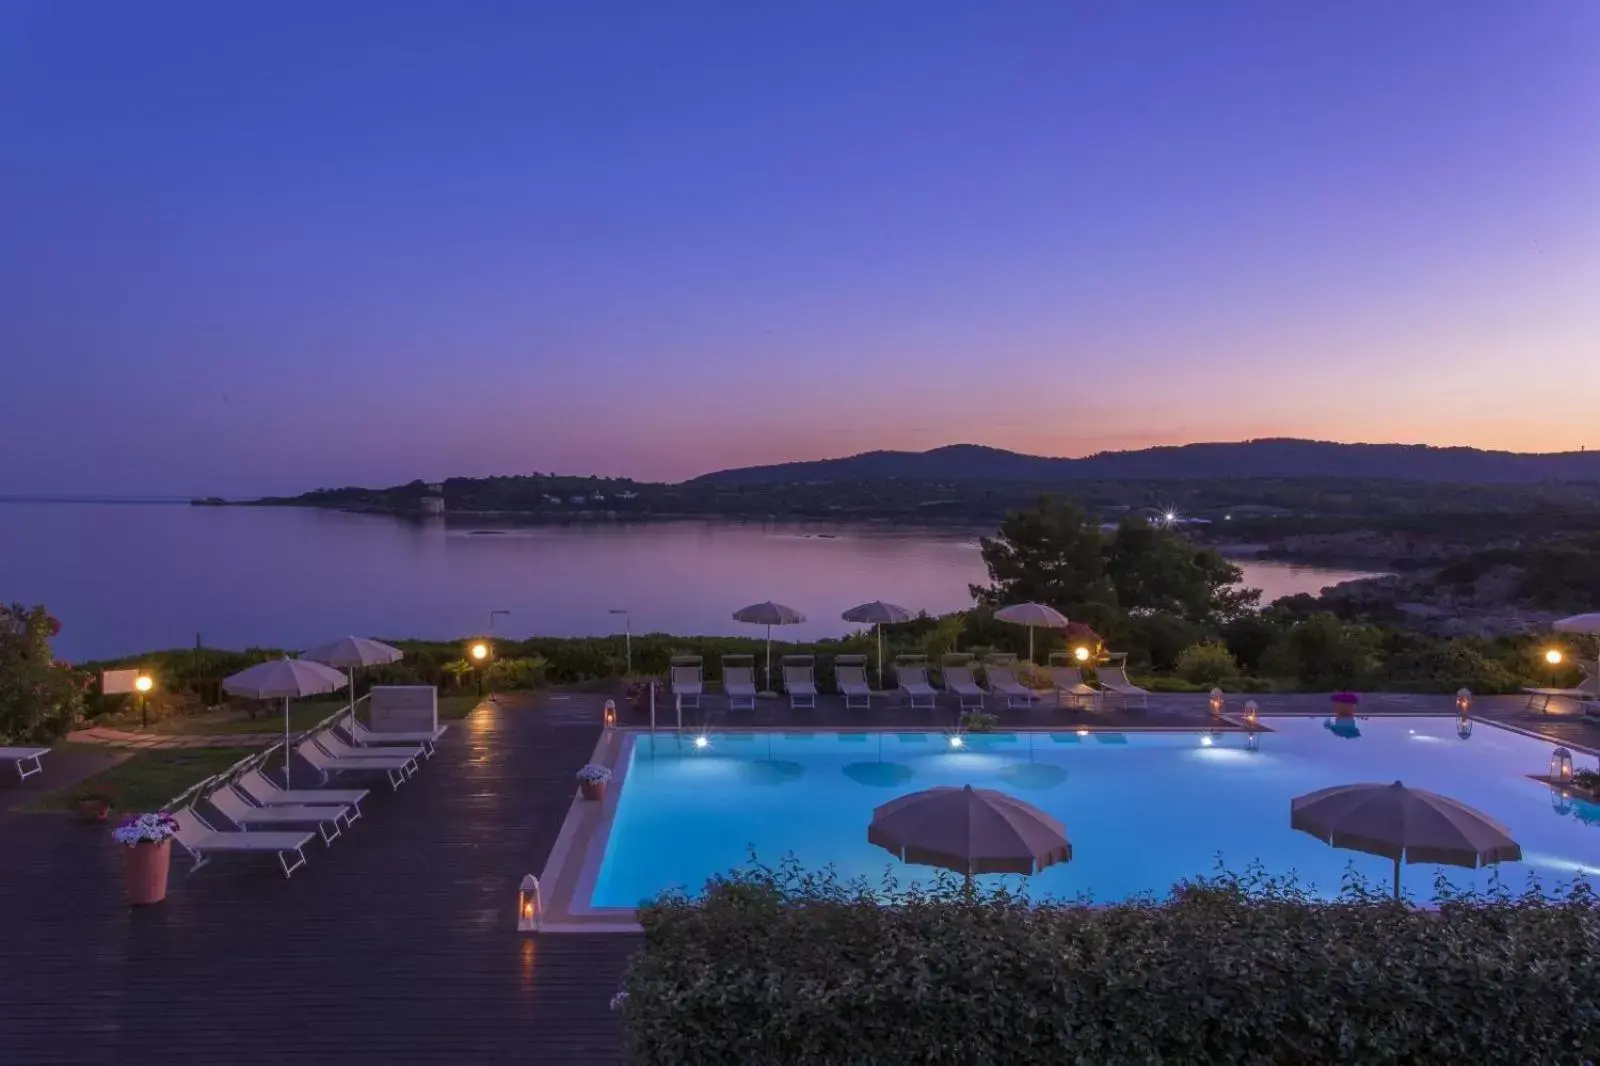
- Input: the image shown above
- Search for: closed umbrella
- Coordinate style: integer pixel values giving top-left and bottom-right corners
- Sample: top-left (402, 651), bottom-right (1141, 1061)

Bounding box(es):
top-left (843, 601), bottom-right (914, 688)
top-left (223, 658), bottom-right (348, 788)
top-left (1290, 780), bottom-right (1521, 899)
top-left (994, 602), bottom-right (1070, 665)
top-left (868, 784), bottom-right (1072, 876)
top-left (732, 601), bottom-right (806, 693)
top-left (303, 636), bottom-right (404, 721)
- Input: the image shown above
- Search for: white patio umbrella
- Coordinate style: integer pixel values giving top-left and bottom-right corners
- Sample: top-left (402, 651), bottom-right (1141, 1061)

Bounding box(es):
top-left (1553, 613), bottom-right (1600, 690)
top-left (993, 602), bottom-right (1070, 664)
top-left (843, 601), bottom-right (914, 688)
top-left (303, 636), bottom-right (404, 719)
top-left (733, 601), bottom-right (806, 693)
top-left (222, 657), bottom-right (347, 788)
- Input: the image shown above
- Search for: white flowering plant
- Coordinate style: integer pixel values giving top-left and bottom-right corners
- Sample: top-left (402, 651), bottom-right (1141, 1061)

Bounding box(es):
top-left (111, 812), bottom-right (180, 847)
top-left (576, 764), bottom-right (613, 784)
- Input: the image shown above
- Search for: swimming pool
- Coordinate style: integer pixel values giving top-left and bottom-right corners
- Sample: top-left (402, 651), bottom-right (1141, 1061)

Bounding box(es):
top-left (589, 719), bottom-right (1599, 908)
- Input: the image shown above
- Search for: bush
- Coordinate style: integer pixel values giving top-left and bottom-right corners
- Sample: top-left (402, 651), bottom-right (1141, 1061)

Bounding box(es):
top-left (1118, 611), bottom-right (1204, 671)
top-left (1260, 613), bottom-right (1383, 689)
top-left (1174, 640), bottom-right (1239, 684)
top-left (620, 863), bottom-right (1600, 1065)
top-left (0, 603), bottom-right (87, 743)
top-left (1377, 640), bottom-right (1524, 694)
top-left (484, 655), bottom-right (547, 690)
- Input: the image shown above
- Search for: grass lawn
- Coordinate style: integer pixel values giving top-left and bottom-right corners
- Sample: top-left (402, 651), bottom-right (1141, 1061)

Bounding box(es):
top-left (29, 745), bottom-right (267, 813)
top-left (106, 692), bottom-right (486, 736)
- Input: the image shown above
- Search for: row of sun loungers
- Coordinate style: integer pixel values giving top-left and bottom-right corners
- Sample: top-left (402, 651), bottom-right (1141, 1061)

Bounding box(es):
top-left (170, 718), bottom-right (447, 879)
top-left (670, 653), bottom-right (1150, 712)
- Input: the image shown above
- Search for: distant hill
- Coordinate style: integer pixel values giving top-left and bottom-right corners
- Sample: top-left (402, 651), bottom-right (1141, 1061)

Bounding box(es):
top-left (690, 440), bottom-right (1600, 486)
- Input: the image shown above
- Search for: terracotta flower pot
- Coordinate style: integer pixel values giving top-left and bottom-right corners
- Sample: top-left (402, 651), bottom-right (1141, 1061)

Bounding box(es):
top-left (580, 779), bottom-right (607, 802)
top-left (76, 800), bottom-right (109, 824)
top-left (123, 839), bottom-right (172, 905)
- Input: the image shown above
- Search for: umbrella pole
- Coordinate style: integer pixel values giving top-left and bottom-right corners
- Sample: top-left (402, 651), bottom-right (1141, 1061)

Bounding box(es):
top-left (1028, 625), bottom-right (1035, 665)
top-left (1393, 857), bottom-right (1401, 901)
top-left (283, 697), bottom-right (292, 789)
top-left (877, 625), bottom-right (884, 688)
top-left (766, 624), bottom-right (773, 690)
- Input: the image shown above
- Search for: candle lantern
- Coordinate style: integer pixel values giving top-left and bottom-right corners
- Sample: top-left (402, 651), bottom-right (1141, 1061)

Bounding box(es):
top-left (1550, 747), bottom-right (1574, 783)
top-left (1243, 700), bottom-right (1259, 727)
top-left (1455, 688), bottom-right (1472, 715)
top-left (517, 874), bottom-right (542, 933)
top-left (1208, 688), bottom-right (1224, 717)
top-left (603, 699), bottom-right (617, 729)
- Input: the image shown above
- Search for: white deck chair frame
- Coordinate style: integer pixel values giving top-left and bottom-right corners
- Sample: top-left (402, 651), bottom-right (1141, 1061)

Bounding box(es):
top-left (983, 659), bottom-right (1036, 709)
top-left (208, 785), bottom-right (346, 846)
top-left (0, 747), bottom-right (48, 782)
top-left (896, 659), bottom-right (937, 710)
top-left (671, 662), bottom-right (704, 710)
top-left (1095, 656), bottom-right (1150, 709)
top-left (836, 656), bottom-right (872, 710)
top-left (940, 661), bottom-right (987, 711)
top-left (721, 657), bottom-right (757, 712)
top-left (342, 713), bottom-right (443, 758)
top-left (171, 807), bottom-right (313, 879)
top-left (298, 738), bottom-right (412, 791)
top-left (782, 658), bottom-right (817, 710)
top-left (235, 769), bottom-right (366, 826)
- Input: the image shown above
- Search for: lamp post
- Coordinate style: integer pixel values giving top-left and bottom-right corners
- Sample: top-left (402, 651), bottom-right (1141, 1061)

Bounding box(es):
top-left (471, 640), bottom-right (490, 698)
top-left (609, 609), bottom-right (632, 674)
top-left (1545, 648), bottom-right (1564, 688)
top-left (135, 672), bottom-right (154, 729)
top-left (1073, 646), bottom-right (1090, 664)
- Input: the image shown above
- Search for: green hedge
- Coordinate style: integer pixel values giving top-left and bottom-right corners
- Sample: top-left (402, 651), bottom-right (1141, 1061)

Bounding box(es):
top-left (618, 864), bottom-right (1600, 1065)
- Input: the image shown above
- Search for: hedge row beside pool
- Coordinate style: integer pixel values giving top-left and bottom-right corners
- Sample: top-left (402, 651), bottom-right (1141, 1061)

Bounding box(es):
top-left (617, 863), bottom-right (1600, 1065)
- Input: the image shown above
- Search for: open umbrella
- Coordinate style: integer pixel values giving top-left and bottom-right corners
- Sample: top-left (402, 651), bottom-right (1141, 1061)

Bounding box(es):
top-left (842, 601), bottom-right (913, 688)
top-left (303, 636), bottom-right (404, 722)
top-left (732, 601), bottom-right (806, 692)
top-left (223, 658), bottom-right (347, 788)
top-left (868, 784), bottom-right (1072, 876)
top-left (1290, 780), bottom-right (1521, 899)
top-left (994, 602), bottom-right (1070, 665)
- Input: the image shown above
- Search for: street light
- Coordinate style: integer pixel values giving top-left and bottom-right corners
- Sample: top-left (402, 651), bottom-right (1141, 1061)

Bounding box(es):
top-left (1545, 648), bottom-right (1564, 687)
top-left (134, 673), bottom-right (154, 729)
top-left (609, 609), bottom-right (632, 674)
top-left (470, 641), bottom-right (490, 698)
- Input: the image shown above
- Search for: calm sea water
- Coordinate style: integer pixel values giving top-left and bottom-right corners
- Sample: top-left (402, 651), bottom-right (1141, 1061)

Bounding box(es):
top-left (0, 502), bottom-right (1383, 660)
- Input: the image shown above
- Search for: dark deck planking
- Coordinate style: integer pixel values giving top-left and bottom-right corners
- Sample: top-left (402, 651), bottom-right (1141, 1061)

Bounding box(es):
top-left (0, 697), bottom-right (633, 1066)
top-left (0, 688), bottom-right (1592, 1065)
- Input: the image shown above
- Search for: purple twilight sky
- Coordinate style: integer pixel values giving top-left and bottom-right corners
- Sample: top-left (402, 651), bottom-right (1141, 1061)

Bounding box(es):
top-left (1, 2), bottom-right (1596, 496)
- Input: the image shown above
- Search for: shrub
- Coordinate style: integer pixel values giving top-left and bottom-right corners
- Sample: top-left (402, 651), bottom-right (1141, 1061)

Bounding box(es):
top-left (1377, 640), bottom-right (1524, 694)
top-left (0, 603), bottom-right (87, 744)
top-left (1260, 613), bottom-right (1383, 689)
top-left (484, 655), bottom-right (547, 690)
top-left (1118, 611), bottom-right (1204, 671)
top-left (957, 711), bottom-right (997, 733)
top-left (620, 863), bottom-right (1600, 1065)
top-left (1174, 640), bottom-right (1239, 684)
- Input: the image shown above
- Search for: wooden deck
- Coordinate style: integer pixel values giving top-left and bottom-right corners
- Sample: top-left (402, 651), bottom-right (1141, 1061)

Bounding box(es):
top-left (0, 687), bottom-right (1592, 1064)
top-left (0, 696), bottom-right (634, 1065)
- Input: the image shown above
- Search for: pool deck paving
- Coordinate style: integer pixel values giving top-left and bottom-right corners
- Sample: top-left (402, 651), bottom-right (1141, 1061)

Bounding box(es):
top-left (1, 687), bottom-right (1594, 1064)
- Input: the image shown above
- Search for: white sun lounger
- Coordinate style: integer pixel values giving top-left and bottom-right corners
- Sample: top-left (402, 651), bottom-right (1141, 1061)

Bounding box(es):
top-left (783, 662), bottom-right (817, 710)
top-left (171, 807), bottom-right (315, 879)
top-left (897, 662), bottom-right (937, 710)
top-left (341, 713), bottom-right (445, 758)
top-left (1095, 659), bottom-right (1149, 709)
top-left (836, 657), bottom-right (872, 710)
top-left (297, 738), bottom-right (413, 791)
top-left (208, 786), bottom-right (348, 846)
top-left (1523, 671), bottom-right (1597, 714)
top-left (316, 730), bottom-right (424, 768)
top-left (1048, 664), bottom-right (1100, 710)
top-left (983, 663), bottom-right (1036, 709)
top-left (0, 747), bottom-right (48, 782)
top-left (722, 662), bottom-right (757, 712)
top-left (941, 664), bottom-right (987, 711)
top-left (671, 664), bottom-right (703, 710)
top-left (235, 770), bottom-right (367, 824)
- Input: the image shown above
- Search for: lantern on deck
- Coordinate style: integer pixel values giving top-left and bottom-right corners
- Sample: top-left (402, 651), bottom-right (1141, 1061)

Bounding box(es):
top-left (1455, 688), bottom-right (1472, 715)
top-left (1243, 700), bottom-right (1259, 727)
top-left (603, 699), bottom-right (617, 729)
top-left (1550, 748), bottom-right (1574, 784)
top-left (1208, 688), bottom-right (1224, 717)
top-left (518, 874), bottom-right (542, 933)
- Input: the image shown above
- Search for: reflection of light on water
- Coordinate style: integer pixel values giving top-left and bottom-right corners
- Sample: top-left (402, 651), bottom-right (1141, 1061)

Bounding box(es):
top-left (936, 753), bottom-right (1008, 773)
top-left (1189, 747), bottom-right (1259, 765)
top-left (1523, 852), bottom-right (1600, 878)
top-left (1408, 734), bottom-right (1443, 744)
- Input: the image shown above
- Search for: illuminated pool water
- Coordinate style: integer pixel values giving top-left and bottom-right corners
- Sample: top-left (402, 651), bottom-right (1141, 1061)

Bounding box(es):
top-left (590, 719), bottom-right (1600, 907)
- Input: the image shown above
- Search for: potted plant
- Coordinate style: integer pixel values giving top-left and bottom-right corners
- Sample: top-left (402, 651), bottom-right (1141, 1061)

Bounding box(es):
top-left (577, 763), bottom-right (613, 801)
top-left (111, 812), bottom-right (180, 905)
top-left (959, 711), bottom-right (998, 733)
top-left (623, 676), bottom-right (661, 712)
top-left (73, 784), bottom-right (116, 824)
top-left (1330, 691), bottom-right (1360, 717)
